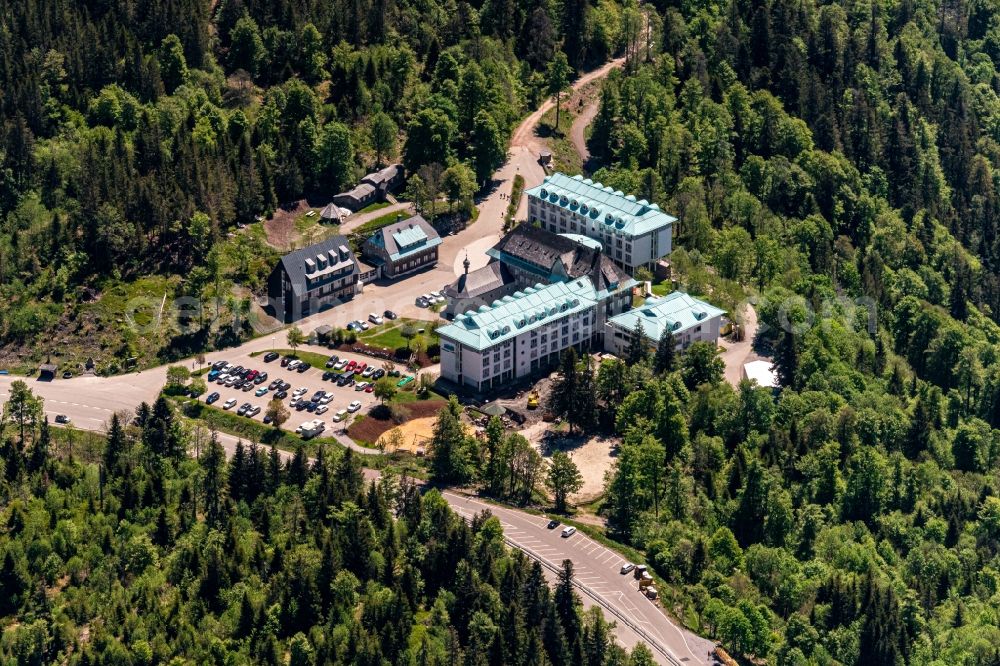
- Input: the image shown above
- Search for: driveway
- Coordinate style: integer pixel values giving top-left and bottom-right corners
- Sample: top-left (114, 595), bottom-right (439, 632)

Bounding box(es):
top-left (718, 304), bottom-right (759, 386)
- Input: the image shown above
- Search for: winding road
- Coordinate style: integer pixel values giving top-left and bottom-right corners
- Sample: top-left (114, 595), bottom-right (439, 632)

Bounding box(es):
top-left (0, 55), bottom-right (714, 666)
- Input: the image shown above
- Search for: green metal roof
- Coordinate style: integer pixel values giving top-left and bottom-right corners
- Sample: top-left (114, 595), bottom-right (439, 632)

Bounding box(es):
top-left (608, 291), bottom-right (725, 341)
top-left (526, 173), bottom-right (677, 237)
top-left (438, 278), bottom-right (599, 350)
top-left (559, 233), bottom-right (603, 251)
top-left (392, 225), bottom-right (428, 249)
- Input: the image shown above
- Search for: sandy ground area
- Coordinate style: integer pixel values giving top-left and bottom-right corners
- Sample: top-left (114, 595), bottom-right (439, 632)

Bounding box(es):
top-left (378, 416), bottom-right (436, 453)
top-left (521, 421), bottom-right (616, 504)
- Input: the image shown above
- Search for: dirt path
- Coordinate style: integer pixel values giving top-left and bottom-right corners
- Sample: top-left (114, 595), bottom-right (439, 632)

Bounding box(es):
top-left (719, 304), bottom-right (761, 386)
top-left (570, 99), bottom-right (601, 165)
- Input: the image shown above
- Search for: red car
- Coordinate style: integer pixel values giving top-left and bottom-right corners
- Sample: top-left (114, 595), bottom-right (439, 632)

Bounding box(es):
top-left (356, 362), bottom-right (367, 372)
top-left (346, 360), bottom-right (357, 371)
top-left (364, 384), bottom-right (375, 393)
top-left (245, 370), bottom-right (258, 381)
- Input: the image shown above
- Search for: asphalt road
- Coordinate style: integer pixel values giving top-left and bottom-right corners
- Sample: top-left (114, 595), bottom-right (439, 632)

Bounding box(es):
top-left (444, 492), bottom-right (715, 665)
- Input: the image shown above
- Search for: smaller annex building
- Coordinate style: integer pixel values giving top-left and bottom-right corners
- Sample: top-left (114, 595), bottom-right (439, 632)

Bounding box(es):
top-left (605, 291), bottom-right (725, 356)
top-left (267, 235), bottom-right (360, 323)
top-left (361, 214), bottom-right (441, 278)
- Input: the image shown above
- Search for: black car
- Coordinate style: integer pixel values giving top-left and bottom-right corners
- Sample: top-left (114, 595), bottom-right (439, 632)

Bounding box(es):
top-left (384, 310), bottom-right (398, 320)
top-left (372, 369), bottom-right (385, 380)
top-left (296, 362), bottom-right (309, 373)
top-left (280, 356), bottom-right (291, 367)
top-left (295, 401), bottom-right (309, 411)
top-left (62, 371), bottom-right (73, 379)
top-left (263, 351), bottom-right (279, 362)
top-left (305, 401), bottom-right (318, 412)
top-left (263, 413), bottom-right (273, 424)
top-left (237, 403), bottom-right (251, 415)
top-left (212, 360), bottom-right (227, 370)
top-left (254, 372), bottom-right (268, 384)
top-left (547, 519), bottom-right (560, 529)
top-left (206, 392), bottom-right (221, 404)
top-left (280, 381), bottom-right (291, 391)
top-left (325, 355), bottom-right (339, 368)
top-left (268, 379), bottom-right (282, 390)
top-left (275, 390), bottom-right (288, 399)
top-left (338, 374), bottom-right (355, 387)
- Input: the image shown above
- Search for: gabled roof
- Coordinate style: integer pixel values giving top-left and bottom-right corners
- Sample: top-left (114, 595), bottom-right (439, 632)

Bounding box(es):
top-left (444, 262), bottom-right (515, 299)
top-left (276, 235), bottom-right (358, 298)
top-left (366, 215), bottom-right (441, 262)
top-left (608, 291), bottom-right (725, 341)
top-left (489, 224), bottom-right (634, 294)
top-left (362, 164), bottom-right (403, 187)
top-left (526, 173), bottom-right (676, 237)
top-left (439, 278), bottom-right (598, 350)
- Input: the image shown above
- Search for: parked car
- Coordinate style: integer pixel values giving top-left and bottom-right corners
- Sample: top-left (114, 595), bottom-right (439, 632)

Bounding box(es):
top-left (358, 320), bottom-right (370, 331)
top-left (55, 414), bottom-right (71, 424)
top-left (286, 359), bottom-right (301, 370)
top-left (212, 360), bottom-right (228, 370)
top-left (245, 370), bottom-right (258, 382)
top-left (547, 519), bottom-right (560, 529)
top-left (372, 369), bottom-right (386, 380)
top-left (415, 296), bottom-right (429, 307)
top-left (347, 401), bottom-right (362, 413)
top-left (292, 387), bottom-right (307, 397)
top-left (296, 362), bottom-right (309, 373)
top-left (332, 410), bottom-right (348, 422)
top-left (279, 381), bottom-right (291, 391)
top-left (319, 393), bottom-right (333, 405)
top-left (322, 371), bottom-right (334, 381)
top-left (361, 366), bottom-right (376, 378)
top-left (325, 355), bottom-right (339, 368)
top-left (561, 526), bottom-right (577, 538)
top-left (346, 360), bottom-right (357, 371)
top-left (397, 375), bottom-right (414, 387)
top-left (247, 406), bottom-right (261, 417)
top-left (275, 390), bottom-right (288, 399)
top-left (281, 356), bottom-right (291, 367)
top-left (364, 384), bottom-right (374, 393)
top-left (254, 372), bottom-right (268, 384)
top-left (620, 563), bottom-right (636, 575)
top-left (268, 379), bottom-right (282, 390)
top-left (368, 313), bottom-right (383, 325)
top-left (255, 386), bottom-right (269, 397)
top-left (223, 398), bottom-right (237, 410)
top-left (242, 382), bottom-right (255, 392)
top-left (384, 310), bottom-right (398, 320)
top-left (315, 405), bottom-right (329, 415)
top-left (206, 392), bottom-right (221, 404)
top-left (263, 351), bottom-right (279, 362)
top-left (334, 359), bottom-right (349, 371)
top-left (208, 370), bottom-right (221, 381)
top-left (355, 382), bottom-right (370, 391)
top-left (237, 403), bottom-right (251, 415)
top-left (429, 291), bottom-right (444, 302)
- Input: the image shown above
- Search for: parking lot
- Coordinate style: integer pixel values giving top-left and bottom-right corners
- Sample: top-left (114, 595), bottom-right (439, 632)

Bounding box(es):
top-left (201, 349), bottom-right (399, 438)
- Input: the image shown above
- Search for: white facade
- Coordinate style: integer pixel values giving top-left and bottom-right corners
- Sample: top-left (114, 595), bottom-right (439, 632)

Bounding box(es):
top-left (525, 173), bottom-right (675, 272)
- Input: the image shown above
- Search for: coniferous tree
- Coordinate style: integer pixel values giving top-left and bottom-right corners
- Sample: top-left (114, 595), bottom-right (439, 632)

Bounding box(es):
top-left (653, 328), bottom-right (677, 375)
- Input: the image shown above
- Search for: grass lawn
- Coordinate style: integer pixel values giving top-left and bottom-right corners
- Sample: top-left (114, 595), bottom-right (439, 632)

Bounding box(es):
top-left (650, 281), bottom-right (672, 296)
top-left (356, 201), bottom-right (392, 215)
top-left (293, 211), bottom-right (339, 247)
top-left (358, 319), bottom-right (439, 351)
top-left (250, 348), bottom-right (331, 369)
top-left (539, 104), bottom-right (583, 176)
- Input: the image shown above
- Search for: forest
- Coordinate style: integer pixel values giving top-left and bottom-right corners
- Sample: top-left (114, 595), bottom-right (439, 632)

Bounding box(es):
top-left (0, 0), bottom-right (627, 365)
top-left (0, 382), bottom-right (660, 665)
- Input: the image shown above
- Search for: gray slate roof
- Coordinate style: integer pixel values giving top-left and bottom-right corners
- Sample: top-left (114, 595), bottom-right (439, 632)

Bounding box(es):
top-left (445, 262), bottom-right (515, 299)
top-left (277, 235), bottom-right (357, 298)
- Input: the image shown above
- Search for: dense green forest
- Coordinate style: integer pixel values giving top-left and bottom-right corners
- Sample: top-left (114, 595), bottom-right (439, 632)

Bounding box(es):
top-left (0, 383), bottom-right (659, 665)
top-left (506, 0), bottom-right (1000, 661)
top-left (0, 0), bottom-right (628, 366)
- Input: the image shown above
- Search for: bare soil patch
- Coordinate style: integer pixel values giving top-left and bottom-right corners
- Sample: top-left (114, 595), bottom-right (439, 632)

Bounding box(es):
top-left (347, 399), bottom-right (447, 446)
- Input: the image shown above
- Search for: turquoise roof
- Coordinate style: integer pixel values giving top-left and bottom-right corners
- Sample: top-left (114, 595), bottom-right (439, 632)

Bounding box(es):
top-left (559, 233), bottom-right (603, 251)
top-left (608, 291), bottom-right (725, 341)
top-left (438, 278), bottom-right (598, 350)
top-left (393, 225), bottom-right (428, 249)
top-left (526, 173), bottom-right (677, 237)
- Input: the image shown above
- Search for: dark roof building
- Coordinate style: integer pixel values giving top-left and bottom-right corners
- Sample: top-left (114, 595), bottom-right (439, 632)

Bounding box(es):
top-left (331, 164), bottom-right (404, 212)
top-left (443, 224), bottom-right (635, 319)
top-left (267, 235), bottom-right (360, 323)
top-left (362, 214), bottom-right (441, 278)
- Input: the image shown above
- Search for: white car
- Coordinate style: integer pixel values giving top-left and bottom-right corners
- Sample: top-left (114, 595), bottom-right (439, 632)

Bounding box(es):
top-left (561, 526), bottom-right (577, 538)
top-left (332, 409), bottom-right (348, 422)
top-left (415, 296), bottom-right (429, 307)
top-left (347, 400), bottom-right (362, 413)
top-left (368, 313), bottom-right (383, 325)
top-left (319, 394), bottom-right (333, 405)
top-left (315, 405), bottom-right (329, 415)
top-left (334, 359), bottom-right (349, 371)
top-left (287, 359), bottom-right (301, 370)
top-left (292, 387), bottom-right (308, 397)
top-left (429, 291), bottom-right (444, 302)
top-left (222, 398), bottom-right (238, 410)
